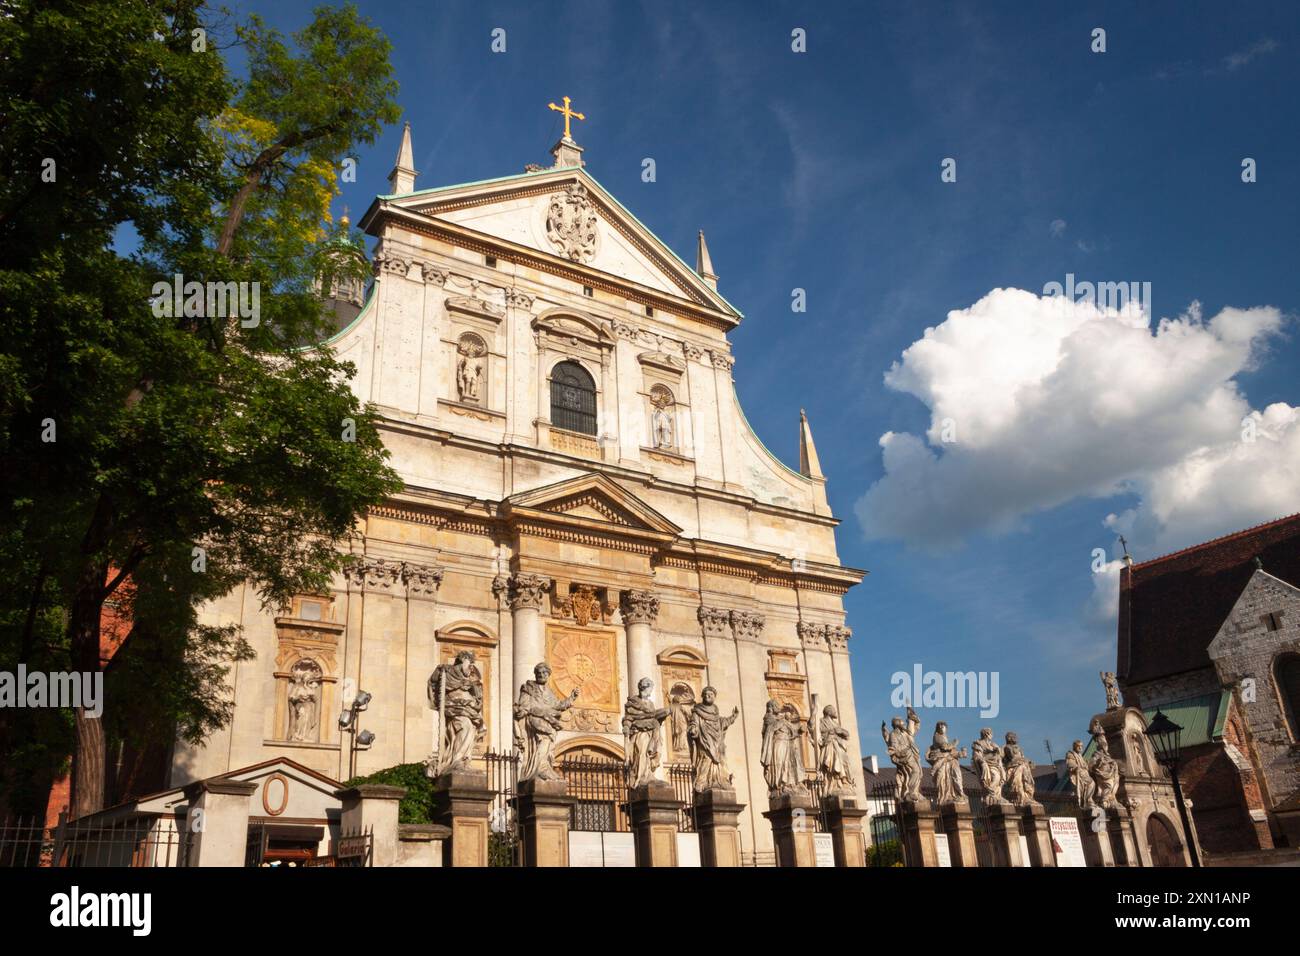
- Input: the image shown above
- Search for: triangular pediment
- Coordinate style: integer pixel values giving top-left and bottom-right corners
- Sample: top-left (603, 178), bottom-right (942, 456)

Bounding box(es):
top-left (373, 167), bottom-right (740, 323)
top-left (504, 473), bottom-right (682, 538)
top-left (1208, 569), bottom-right (1300, 660)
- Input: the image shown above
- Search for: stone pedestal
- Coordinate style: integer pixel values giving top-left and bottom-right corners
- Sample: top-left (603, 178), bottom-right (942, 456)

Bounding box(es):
top-left (430, 768), bottom-right (493, 867)
top-left (514, 778), bottom-right (575, 867)
top-left (1020, 803), bottom-right (1055, 867)
top-left (1108, 806), bottom-right (1139, 866)
top-left (1080, 812), bottom-right (1117, 867)
top-left (337, 783), bottom-right (407, 868)
top-left (627, 780), bottom-right (682, 867)
top-left (938, 800), bottom-right (980, 867)
top-left (821, 792), bottom-right (868, 867)
top-left (693, 787), bottom-right (745, 867)
top-left (764, 790), bottom-right (818, 867)
top-left (986, 802), bottom-right (1025, 868)
top-left (183, 779), bottom-right (257, 868)
top-left (897, 797), bottom-right (942, 867)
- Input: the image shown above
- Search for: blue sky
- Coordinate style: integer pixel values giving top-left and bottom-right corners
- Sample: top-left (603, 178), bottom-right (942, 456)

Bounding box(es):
top-left (249, 0), bottom-right (1298, 765)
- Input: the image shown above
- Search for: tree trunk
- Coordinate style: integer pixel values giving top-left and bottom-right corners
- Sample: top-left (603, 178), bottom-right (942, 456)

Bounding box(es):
top-left (67, 530), bottom-right (111, 818)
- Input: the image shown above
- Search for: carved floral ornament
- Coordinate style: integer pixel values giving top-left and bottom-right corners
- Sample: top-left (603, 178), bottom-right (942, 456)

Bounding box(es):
top-left (545, 183), bottom-right (600, 262)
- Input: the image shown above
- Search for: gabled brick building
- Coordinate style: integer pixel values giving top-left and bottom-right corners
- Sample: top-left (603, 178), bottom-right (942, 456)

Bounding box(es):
top-left (1117, 513), bottom-right (1300, 853)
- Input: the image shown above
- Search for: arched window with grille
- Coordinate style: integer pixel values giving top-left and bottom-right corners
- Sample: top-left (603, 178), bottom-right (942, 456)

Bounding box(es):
top-left (1276, 653), bottom-right (1300, 741)
top-left (550, 360), bottom-right (597, 435)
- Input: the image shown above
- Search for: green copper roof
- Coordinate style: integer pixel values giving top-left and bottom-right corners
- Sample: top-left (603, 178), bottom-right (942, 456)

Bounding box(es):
top-left (380, 166), bottom-right (745, 319)
top-left (1084, 691), bottom-right (1229, 758)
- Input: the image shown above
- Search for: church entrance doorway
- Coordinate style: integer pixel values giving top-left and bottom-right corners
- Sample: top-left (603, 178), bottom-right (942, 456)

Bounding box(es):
top-left (1146, 814), bottom-right (1186, 867)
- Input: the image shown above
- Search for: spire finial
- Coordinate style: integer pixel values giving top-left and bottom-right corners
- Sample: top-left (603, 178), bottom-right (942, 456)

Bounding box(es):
top-left (696, 230), bottom-right (718, 290)
top-left (799, 408), bottom-right (824, 480)
top-left (388, 120), bottom-right (418, 194)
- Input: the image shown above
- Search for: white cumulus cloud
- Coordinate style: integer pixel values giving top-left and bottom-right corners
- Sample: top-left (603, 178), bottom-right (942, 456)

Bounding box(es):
top-left (855, 288), bottom-right (1292, 551)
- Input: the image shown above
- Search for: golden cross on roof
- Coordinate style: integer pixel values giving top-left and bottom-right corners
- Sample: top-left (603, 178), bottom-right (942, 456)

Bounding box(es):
top-left (548, 95), bottom-right (586, 141)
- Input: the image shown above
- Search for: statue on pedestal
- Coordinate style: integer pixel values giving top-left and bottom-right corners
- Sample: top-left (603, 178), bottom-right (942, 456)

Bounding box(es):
top-left (1101, 671), bottom-right (1122, 711)
top-left (817, 705), bottom-right (857, 794)
top-left (427, 650), bottom-right (485, 775)
top-left (971, 728), bottom-right (1009, 806)
top-left (881, 705), bottom-right (923, 805)
top-left (513, 661), bottom-right (579, 782)
top-left (926, 721), bottom-right (968, 806)
top-left (1089, 734), bottom-right (1121, 809)
top-left (688, 687), bottom-right (739, 792)
top-left (1066, 739), bottom-right (1096, 810)
top-left (1002, 731), bottom-right (1040, 808)
top-left (760, 700), bottom-right (807, 797)
top-left (622, 677), bottom-right (670, 788)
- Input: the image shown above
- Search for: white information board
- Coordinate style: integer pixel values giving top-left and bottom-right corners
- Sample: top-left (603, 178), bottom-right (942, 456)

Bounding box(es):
top-left (813, 832), bottom-right (836, 867)
top-left (568, 831), bottom-right (604, 867)
top-left (933, 835), bottom-right (952, 867)
top-left (603, 832), bottom-right (636, 867)
top-left (676, 832), bottom-right (702, 867)
top-left (1049, 817), bottom-right (1087, 867)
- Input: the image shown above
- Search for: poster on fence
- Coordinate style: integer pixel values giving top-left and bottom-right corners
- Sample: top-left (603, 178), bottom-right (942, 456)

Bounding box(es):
top-left (1049, 817), bottom-right (1087, 867)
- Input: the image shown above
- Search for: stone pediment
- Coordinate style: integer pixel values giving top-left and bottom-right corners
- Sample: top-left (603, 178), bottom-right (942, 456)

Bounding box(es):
top-left (374, 167), bottom-right (740, 325)
top-left (503, 473), bottom-right (682, 541)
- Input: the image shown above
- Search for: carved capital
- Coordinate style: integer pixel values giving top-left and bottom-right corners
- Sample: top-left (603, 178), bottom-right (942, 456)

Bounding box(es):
top-left (420, 262), bottom-right (449, 285)
top-left (797, 621), bottom-right (827, 648)
top-left (697, 605), bottom-right (731, 639)
top-left (729, 610), bottom-right (765, 641)
top-left (508, 573), bottom-right (551, 611)
top-left (491, 574), bottom-right (510, 609)
top-left (709, 350), bottom-right (735, 371)
top-left (505, 288), bottom-right (534, 310)
top-left (374, 253), bottom-right (411, 277)
top-left (683, 343), bottom-right (707, 363)
top-left (825, 625), bottom-right (851, 651)
top-left (619, 589), bottom-right (660, 626)
top-left (612, 321), bottom-right (640, 342)
top-left (401, 562), bottom-right (444, 598)
top-left (347, 557), bottom-right (404, 593)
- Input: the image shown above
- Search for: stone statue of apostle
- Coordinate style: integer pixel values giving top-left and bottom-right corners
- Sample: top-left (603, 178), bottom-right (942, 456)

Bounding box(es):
top-left (622, 677), bottom-right (670, 788)
top-left (688, 687), bottom-right (739, 792)
top-left (513, 661), bottom-right (578, 782)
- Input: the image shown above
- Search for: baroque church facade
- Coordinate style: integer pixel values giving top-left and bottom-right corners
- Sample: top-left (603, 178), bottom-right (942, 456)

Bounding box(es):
top-left (173, 112), bottom-right (867, 865)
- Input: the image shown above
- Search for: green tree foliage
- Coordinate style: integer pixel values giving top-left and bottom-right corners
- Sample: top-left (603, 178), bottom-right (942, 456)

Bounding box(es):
top-left (0, 0), bottom-right (403, 817)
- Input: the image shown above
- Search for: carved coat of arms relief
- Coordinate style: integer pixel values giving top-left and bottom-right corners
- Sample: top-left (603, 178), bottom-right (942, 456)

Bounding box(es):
top-left (545, 183), bottom-right (600, 263)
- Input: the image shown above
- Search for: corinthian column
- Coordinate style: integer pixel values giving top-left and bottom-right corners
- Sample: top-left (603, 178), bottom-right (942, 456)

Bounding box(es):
top-left (620, 590), bottom-right (660, 701)
top-left (509, 574), bottom-right (551, 698)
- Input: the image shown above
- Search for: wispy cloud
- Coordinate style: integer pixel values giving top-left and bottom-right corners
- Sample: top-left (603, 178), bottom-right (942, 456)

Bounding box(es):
top-left (1220, 37), bottom-right (1279, 73)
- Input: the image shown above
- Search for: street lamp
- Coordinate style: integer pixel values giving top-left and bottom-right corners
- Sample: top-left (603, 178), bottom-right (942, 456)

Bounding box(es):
top-left (339, 690), bottom-right (375, 780)
top-left (1144, 710), bottom-right (1200, 867)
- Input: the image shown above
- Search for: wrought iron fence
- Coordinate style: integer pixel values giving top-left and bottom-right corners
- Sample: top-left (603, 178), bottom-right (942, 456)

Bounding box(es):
top-left (0, 814), bottom-right (191, 868)
top-left (560, 755), bottom-right (630, 832)
top-left (484, 748), bottom-right (520, 866)
top-left (668, 764), bottom-right (696, 832)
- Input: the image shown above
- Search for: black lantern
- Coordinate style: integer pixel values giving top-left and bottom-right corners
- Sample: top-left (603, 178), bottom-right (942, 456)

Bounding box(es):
top-left (1144, 710), bottom-right (1184, 770)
